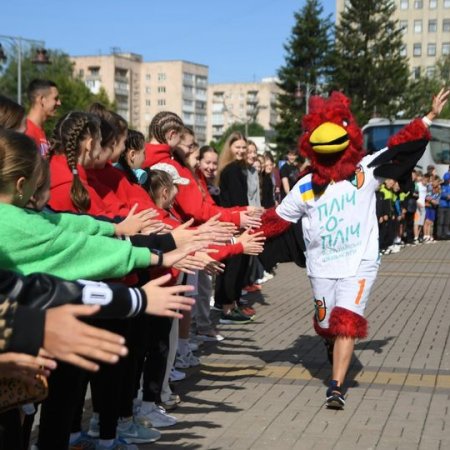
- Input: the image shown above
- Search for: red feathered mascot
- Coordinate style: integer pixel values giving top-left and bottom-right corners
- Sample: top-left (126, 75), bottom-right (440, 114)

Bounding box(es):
top-left (271, 89), bottom-right (449, 409)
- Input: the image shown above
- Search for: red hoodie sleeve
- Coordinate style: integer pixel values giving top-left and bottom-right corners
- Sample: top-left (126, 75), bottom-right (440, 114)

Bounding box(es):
top-left (172, 166), bottom-right (243, 226)
top-left (209, 243), bottom-right (244, 261)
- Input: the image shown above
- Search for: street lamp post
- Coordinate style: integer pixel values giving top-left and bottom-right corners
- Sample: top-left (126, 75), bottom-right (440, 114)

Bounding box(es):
top-left (295, 81), bottom-right (315, 114)
top-left (0, 35), bottom-right (50, 104)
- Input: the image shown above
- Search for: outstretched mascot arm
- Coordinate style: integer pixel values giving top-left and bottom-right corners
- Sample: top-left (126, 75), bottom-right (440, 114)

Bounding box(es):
top-left (368, 118), bottom-right (431, 183)
top-left (368, 87), bottom-right (450, 181)
top-left (256, 207), bottom-right (292, 239)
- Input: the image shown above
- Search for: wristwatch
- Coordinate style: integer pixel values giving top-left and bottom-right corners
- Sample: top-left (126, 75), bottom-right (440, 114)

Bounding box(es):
top-left (152, 249), bottom-right (164, 267)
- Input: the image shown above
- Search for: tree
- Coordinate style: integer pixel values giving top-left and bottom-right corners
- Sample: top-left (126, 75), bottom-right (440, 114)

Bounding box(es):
top-left (400, 56), bottom-right (450, 120)
top-left (0, 49), bottom-right (114, 134)
top-left (275, 0), bottom-right (333, 154)
top-left (211, 122), bottom-right (265, 152)
top-left (330, 0), bottom-right (409, 124)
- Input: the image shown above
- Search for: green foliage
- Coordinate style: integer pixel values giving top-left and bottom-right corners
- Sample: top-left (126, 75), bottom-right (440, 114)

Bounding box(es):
top-left (400, 56), bottom-right (450, 120)
top-left (275, 0), bottom-right (333, 153)
top-left (330, 0), bottom-right (409, 124)
top-left (0, 49), bottom-right (114, 134)
top-left (210, 122), bottom-right (265, 152)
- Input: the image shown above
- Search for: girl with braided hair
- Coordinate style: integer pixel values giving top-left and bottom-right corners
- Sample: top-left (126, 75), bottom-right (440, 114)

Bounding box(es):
top-left (47, 112), bottom-right (157, 236)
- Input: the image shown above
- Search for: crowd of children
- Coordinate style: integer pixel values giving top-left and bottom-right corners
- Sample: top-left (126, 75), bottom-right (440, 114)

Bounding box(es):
top-left (0, 80), bottom-right (282, 450)
top-left (376, 165), bottom-right (450, 255)
top-left (1, 79), bottom-right (448, 450)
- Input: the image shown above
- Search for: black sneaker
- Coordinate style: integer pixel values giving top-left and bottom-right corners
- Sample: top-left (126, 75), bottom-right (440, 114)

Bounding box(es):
top-left (219, 309), bottom-right (253, 324)
top-left (324, 339), bottom-right (334, 365)
top-left (326, 380), bottom-right (345, 410)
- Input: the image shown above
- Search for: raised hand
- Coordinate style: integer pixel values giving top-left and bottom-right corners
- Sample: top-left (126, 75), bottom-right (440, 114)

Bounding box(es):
top-left (171, 218), bottom-right (217, 247)
top-left (191, 251), bottom-right (225, 275)
top-left (141, 219), bottom-right (173, 235)
top-left (43, 305), bottom-right (128, 372)
top-left (246, 206), bottom-right (265, 217)
top-left (141, 274), bottom-right (195, 319)
top-left (427, 88), bottom-right (450, 121)
top-left (239, 211), bottom-right (262, 229)
top-left (237, 229), bottom-right (266, 255)
top-left (115, 204), bottom-right (159, 236)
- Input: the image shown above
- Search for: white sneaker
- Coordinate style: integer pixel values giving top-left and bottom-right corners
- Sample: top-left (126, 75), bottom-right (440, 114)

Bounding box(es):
top-left (175, 351), bottom-right (200, 369)
top-left (134, 403), bottom-right (177, 428)
top-left (169, 367), bottom-right (186, 382)
top-left (256, 271), bottom-right (274, 284)
top-left (196, 332), bottom-right (225, 342)
top-left (390, 244), bottom-right (401, 253)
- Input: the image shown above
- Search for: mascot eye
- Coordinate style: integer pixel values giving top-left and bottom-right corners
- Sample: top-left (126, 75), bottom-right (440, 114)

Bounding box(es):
top-left (342, 120), bottom-right (349, 127)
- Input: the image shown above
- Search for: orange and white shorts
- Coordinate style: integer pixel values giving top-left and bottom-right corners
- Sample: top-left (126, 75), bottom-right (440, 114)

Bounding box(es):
top-left (309, 259), bottom-right (379, 330)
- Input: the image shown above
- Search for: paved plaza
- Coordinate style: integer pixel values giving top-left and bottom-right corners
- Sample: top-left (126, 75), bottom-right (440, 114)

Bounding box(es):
top-left (144, 241), bottom-right (450, 449)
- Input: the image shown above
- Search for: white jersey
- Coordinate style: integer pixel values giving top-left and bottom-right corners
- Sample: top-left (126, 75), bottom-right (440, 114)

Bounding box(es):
top-left (276, 151), bottom-right (385, 278)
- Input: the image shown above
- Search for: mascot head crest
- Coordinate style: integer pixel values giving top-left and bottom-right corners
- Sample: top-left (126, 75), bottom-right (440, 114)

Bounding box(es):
top-left (299, 91), bottom-right (364, 190)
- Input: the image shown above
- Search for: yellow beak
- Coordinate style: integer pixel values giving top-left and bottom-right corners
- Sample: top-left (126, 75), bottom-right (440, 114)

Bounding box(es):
top-left (309, 122), bottom-right (349, 154)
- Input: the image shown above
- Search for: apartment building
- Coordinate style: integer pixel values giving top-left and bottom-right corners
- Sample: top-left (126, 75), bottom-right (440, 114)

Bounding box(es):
top-left (71, 52), bottom-right (209, 143)
top-left (207, 78), bottom-right (281, 143)
top-left (336, 0), bottom-right (450, 78)
top-left (140, 61), bottom-right (208, 143)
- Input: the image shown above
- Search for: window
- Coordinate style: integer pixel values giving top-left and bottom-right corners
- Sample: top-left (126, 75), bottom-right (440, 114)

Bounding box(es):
top-left (157, 99), bottom-right (166, 106)
top-left (145, 87), bottom-right (151, 94)
top-left (429, 19), bottom-right (437, 32)
top-left (428, 43), bottom-right (436, 56)
top-left (414, 0), bottom-right (423, 8)
top-left (145, 74), bottom-right (151, 81)
top-left (413, 43), bottom-right (422, 56)
top-left (88, 66), bottom-right (100, 76)
top-left (145, 100), bottom-right (151, 106)
top-left (157, 73), bottom-right (166, 81)
top-left (426, 66), bottom-right (436, 77)
top-left (414, 20), bottom-right (422, 33)
top-left (157, 86), bottom-right (166, 93)
top-left (400, 0), bottom-right (409, 9)
top-left (429, 0), bottom-right (437, 8)
top-left (183, 112), bottom-right (193, 123)
top-left (445, 0), bottom-right (450, 7)
top-left (443, 42), bottom-right (450, 55)
top-left (412, 66), bottom-right (421, 79)
top-left (183, 72), bottom-right (194, 83)
top-left (444, 19), bottom-right (450, 32)
top-left (399, 20), bottom-right (408, 33)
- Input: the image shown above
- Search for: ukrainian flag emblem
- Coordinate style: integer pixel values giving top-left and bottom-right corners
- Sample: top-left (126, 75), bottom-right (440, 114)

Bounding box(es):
top-left (299, 181), bottom-right (314, 202)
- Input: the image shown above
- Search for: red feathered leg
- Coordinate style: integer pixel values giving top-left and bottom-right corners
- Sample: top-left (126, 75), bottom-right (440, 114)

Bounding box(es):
top-left (328, 306), bottom-right (368, 339)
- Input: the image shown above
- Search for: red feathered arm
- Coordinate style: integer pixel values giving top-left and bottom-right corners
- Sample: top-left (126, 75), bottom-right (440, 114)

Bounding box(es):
top-left (368, 118), bottom-right (431, 183)
top-left (388, 118), bottom-right (431, 148)
top-left (256, 207), bottom-right (292, 239)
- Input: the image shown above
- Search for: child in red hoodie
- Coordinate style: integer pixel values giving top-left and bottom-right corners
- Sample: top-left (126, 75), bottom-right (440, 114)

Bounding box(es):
top-left (143, 112), bottom-right (263, 229)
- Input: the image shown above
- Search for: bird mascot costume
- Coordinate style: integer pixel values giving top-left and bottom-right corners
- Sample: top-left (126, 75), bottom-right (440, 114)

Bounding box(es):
top-left (263, 89), bottom-right (449, 409)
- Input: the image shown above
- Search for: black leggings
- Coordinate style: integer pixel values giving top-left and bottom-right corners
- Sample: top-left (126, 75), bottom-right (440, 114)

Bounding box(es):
top-left (138, 316), bottom-right (172, 403)
top-left (37, 362), bottom-right (85, 450)
top-left (214, 254), bottom-right (249, 307)
top-left (0, 409), bottom-right (23, 450)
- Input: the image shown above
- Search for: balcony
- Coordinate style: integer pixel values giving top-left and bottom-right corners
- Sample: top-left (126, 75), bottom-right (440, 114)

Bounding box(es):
top-left (195, 90), bottom-right (207, 101)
